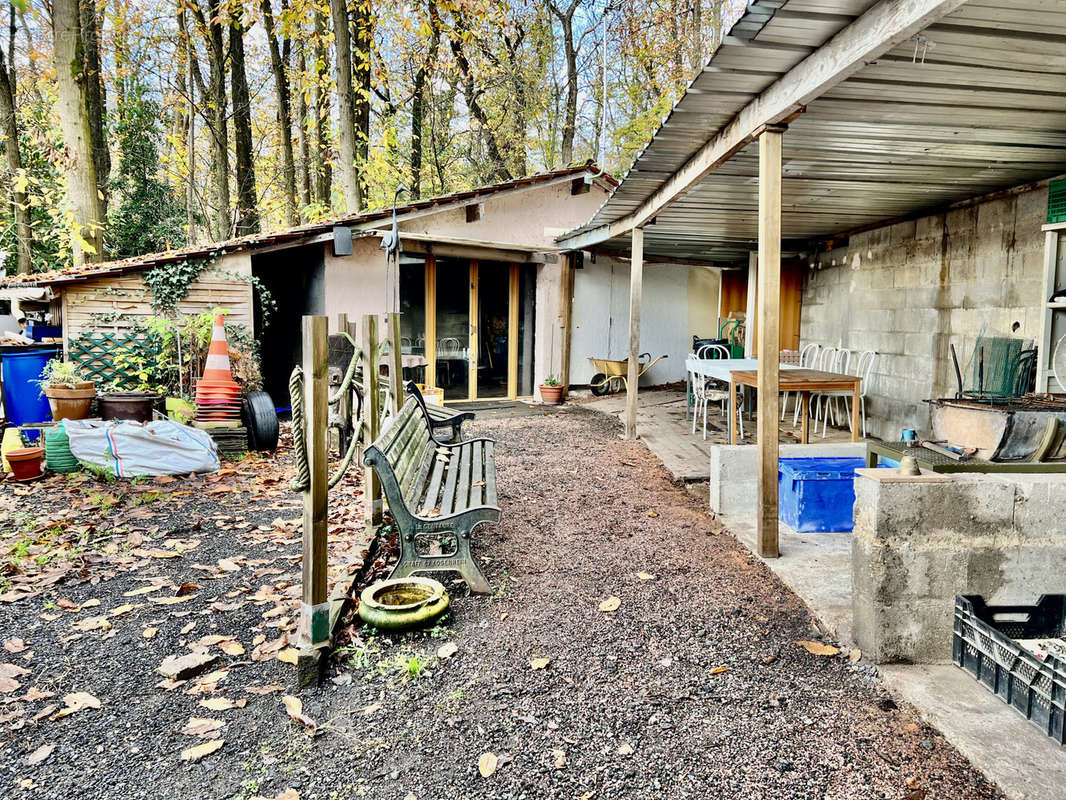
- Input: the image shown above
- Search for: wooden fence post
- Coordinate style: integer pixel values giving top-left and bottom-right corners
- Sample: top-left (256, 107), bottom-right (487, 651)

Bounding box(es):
top-left (362, 314), bottom-right (383, 526)
top-left (388, 313), bottom-right (404, 414)
top-left (298, 315), bottom-right (329, 681)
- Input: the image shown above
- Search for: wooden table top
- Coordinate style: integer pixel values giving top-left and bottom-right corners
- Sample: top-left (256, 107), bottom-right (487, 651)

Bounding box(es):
top-left (730, 368), bottom-right (861, 391)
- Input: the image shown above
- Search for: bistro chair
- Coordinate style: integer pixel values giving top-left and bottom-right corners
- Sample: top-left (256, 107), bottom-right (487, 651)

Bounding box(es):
top-left (783, 342), bottom-right (820, 424)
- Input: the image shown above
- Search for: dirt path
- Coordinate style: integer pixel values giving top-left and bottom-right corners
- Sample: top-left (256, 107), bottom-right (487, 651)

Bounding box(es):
top-left (0, 409), bottom-right (1002, 800)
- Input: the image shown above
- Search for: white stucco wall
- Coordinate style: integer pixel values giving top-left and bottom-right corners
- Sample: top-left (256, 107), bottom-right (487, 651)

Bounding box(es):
top-left (569, 256), bottom-right (721, 386)
top-left (398, 179), bottom-right (611, 251)
top-left (323, 238), bottom-right (387, 332)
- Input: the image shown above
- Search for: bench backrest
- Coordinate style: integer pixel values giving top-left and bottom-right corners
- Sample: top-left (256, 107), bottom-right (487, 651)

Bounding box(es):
top-left (363, 395), bottom-right (438, 520)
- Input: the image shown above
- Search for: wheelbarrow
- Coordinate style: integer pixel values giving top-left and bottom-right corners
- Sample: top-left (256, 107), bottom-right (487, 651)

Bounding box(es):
top-left (588, 353), bottom-right (669, 396)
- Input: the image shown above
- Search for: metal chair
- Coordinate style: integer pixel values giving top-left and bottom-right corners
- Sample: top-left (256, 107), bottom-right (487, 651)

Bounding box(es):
top-left (783, 343), bottom-right (820, 424)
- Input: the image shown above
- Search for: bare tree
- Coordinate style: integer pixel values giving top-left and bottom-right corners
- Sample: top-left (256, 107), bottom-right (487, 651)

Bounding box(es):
top-left (548, 0), bottom-right (579, 165)
top-left (230, 16), bottom-right (259, 234)
top-left (0, 2), bottom-right (31, 273)
top-left (79, 0), bottom-right (109, 218)
top-left (261, 0), bottom-right (297, 226)
top-left (330, 0), bottom-right (360, 211)
top-left (51, 0), bottom-right (104, 263)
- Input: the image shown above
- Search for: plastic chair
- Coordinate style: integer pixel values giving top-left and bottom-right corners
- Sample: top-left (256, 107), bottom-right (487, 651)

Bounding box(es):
top-left (696, 343), bottom-right (730, 360)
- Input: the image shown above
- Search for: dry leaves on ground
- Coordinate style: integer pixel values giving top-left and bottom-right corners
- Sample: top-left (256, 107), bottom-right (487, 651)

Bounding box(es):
top-left (530, 657), bottom-right (551, 670)
top-left (598, 596), bottom-right (621, 612)
top-left (180, 739), bottom-right (224, 761)
top-left (478, 752), bottom-right (498, 778)
top-left (797, 640), bottom-right (840, 657)
top-left (52, 692), bottom-right (101, 719)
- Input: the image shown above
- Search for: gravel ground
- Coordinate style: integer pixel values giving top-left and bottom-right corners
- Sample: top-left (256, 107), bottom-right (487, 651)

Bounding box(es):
top-left (0, 409), bottom-right (1003, 800)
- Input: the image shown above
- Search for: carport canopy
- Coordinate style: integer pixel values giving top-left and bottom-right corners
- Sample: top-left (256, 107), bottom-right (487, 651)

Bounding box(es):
top-left (557, 0), bottom-right (1066, 558)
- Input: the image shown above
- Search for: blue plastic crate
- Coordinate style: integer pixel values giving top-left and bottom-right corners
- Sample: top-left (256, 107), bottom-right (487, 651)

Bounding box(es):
top-left (777, 457), bottom-right (866, 532)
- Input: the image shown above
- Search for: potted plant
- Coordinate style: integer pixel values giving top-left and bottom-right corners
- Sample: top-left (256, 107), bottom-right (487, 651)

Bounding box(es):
top-left (539, 374), bottom-right (564, 405)
top-left (97, 381), bottom-right (160, 423)
top-left (36, 359), bottom-right (96, 421)
top-left (6, 446), bottom-right (44, 481)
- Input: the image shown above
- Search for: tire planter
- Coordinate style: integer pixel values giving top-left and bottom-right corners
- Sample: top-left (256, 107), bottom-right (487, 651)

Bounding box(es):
top-left (6, 446), bottom-right (44, 481)
top-left (358, 577), bottom-right (450, 632)
top-left (44, 382), bottom-right (96, 421)
top-left (98, 392), bottom-right (159, 422)
top-left (539, 384), bottom-right (564, 405)
top-left (242, 391), bottom-right (279, 451)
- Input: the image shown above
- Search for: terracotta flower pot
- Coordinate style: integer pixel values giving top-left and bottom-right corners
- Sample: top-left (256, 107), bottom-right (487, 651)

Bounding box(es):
top-left (44, 382), bottom-right (97, 421)
top-left (539, 384), bottom-right (564, 405)
top-left (6, 446), bottom-right (44, 481)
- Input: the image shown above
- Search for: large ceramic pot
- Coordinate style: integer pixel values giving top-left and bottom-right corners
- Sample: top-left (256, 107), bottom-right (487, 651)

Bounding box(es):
top-left (6, 446), bottom-right (44, 481)
top-left (98, 392), bottom-right (159, 423)
top-left (44, 382), bottom-right (96, 420)
top-left (358, 577), bottom-right (450, 631)
top-left (539, 384), bottom-right (564, 405)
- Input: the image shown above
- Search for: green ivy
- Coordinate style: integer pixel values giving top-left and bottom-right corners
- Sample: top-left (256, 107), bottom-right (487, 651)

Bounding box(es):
top-left (142, 253), bottom-right (219, 314)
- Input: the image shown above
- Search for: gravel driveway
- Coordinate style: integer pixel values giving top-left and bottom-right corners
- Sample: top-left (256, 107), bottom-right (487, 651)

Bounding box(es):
top-left (0, 408), bottom-right (1002, 800)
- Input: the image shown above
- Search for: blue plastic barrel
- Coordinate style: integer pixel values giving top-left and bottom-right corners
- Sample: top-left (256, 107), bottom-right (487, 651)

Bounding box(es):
top-left (1, 345), bottom-right (61, 427)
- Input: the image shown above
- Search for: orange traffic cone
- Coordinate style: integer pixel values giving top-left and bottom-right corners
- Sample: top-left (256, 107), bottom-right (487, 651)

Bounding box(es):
top-left (195, 313), bottom-right (242, 423)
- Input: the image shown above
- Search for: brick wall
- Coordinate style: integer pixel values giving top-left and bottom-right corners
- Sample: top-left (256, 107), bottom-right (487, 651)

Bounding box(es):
top-left (801, 186), bottom-right (1048, 440)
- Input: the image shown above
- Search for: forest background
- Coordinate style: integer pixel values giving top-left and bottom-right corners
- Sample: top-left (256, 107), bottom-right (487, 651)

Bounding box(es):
top-left (0, 0), bottom-right (743, 273)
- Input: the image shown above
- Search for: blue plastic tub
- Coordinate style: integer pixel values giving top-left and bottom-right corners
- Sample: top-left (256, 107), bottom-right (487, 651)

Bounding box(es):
top-left (778, 457), bottom-right (866, 533)
top-left (1, 345), bottom-right (60, 427)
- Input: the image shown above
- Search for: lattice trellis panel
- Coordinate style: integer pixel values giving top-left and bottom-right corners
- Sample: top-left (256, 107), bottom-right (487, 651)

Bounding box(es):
top-left (68, 332), bottom-right (156, 390)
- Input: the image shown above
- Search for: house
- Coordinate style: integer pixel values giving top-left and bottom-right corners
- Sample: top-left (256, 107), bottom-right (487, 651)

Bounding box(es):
top-left (5, 166), bottom-right (730, 403)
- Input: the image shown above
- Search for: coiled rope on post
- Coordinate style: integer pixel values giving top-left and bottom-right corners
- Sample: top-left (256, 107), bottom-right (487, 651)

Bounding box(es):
top-left (289, 332), bottom-right (365, 493)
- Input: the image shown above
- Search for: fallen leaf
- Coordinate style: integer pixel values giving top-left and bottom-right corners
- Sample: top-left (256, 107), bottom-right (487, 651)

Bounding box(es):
top-left (180, 739), bottom-right (224, 761)
top-left (53, 691), bottom-right (101, 719)
top-left (124, 585), bottom-right (164, 597)
top-left (281, 694), bottom-right (318, 732)
top-left (219, 640), bottom-right (245, 656)
top-left (437, 642), bottom-right (458, 659)
top-left (0, 676), bottom-right (20, 694)
top-left (198, 697), bottom-right (237, 711)
top-left (25, 743), bottom-right (54, 766)
top-left (0, 663), bottom-right (30, 678)
top-left (362, 703), bottom-right (381, 715)
top-left (647, 510), bottom-right (658, 517)
top-left (80, 599), bottom-right (100, 609)
top-left (217, 558), bottom-right (241, 573)
top-left (530, 657), bottom-right (550, 670)
top-left (797, 640), bottom-right (840, 657)
top-left (154, 595), bottom-right (196, 606)
top-left (276, 648), bottom-right (299, 665)
top-left (245, 684), bottom-right (284, 695)
top-left (598, 596), bottom-right (621, 613)
top-left (180, 716), bottom-right (224, 737)
top-left (635, 572), bottom-right (656, 581)
top-left (849, 649), bottom-right (862, 663)
top-left (143, 627), bottom-right (158, 639)
top-left (109, 604), bottom-right (136, 617)
top-left (3, 638), bottom-right (27, 654)
top-left (552, 748), bottom-right (566, 768)
top-left (617, 743), bottom-right (634, 756)
top-left (478, 751), bottom-right (498, 777)
top-left (710, 666), bottom-right (729, 675)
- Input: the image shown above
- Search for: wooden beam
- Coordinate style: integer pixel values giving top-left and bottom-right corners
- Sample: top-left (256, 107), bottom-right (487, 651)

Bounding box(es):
top-left (624, 228), bottom-right (644, 440)
top-left (559, 255), bottom-right (575, 399)
top-left (361, 314), bottom-right (382, 527)
top-left (468, 260), bottom-right (479, 401)
top-left (425, 255), bottom-right (437, 388)
top-left (557, 0), bottom-right (968, 250)
top-left (508, 263), bottom-right (519, 400)
top-left (757, 130), bottom-right (783, 559)
top-left (300, 315), bottom-right (329, 646)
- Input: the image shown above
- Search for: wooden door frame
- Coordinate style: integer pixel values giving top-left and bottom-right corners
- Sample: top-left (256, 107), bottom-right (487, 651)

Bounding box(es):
top-left (424, 255), bottom-right (437, 388)
top-left (468, 260), bottom-right (479, 401)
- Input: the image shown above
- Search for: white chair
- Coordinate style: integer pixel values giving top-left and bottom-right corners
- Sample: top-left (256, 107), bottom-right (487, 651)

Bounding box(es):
top-left (838, 350), bottom-right (877, 439)
top-left (696, 343), bottom-right (729, 360)
top-left (783, 343), bottom-right (820, 423)
top-left (810, 347), bottom-right (841, 434)
top-left (819, 349), bottom-right (868, 438)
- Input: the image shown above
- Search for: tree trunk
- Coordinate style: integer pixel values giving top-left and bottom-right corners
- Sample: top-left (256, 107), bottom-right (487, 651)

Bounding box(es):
top-left (409, 8), bottom-right (440, 200)
top-left (330, 0), bottom-right (359, 211)
top-left (229, 21), bottom-right (259, 235)
top-left (0, 8), bottom-right (31, 273)
top-left (449, 35), bottom-right (511, 183)
top-left (51, 0), bottom-right (103, 263)
top-left (294, 45), bottom-right (312, 212)
top-left (312, 9), bottom-right (332, 208)
top-left (352, 0), bottom-right (371, 206)
top-left (262, 0), bottom-right (297, 226)
top-left (196, 0), bottom-right (231, 239)
top-left (549, 1), bottom-right (579, 166)
top-left (79, 0), bottom-right (109, 219)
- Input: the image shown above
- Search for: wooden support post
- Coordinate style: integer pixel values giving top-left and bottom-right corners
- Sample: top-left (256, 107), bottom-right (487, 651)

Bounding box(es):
top-left (744, 251), bottom-right (757, 356)
top-left (559, 256), bottom-right (575, 399)
top-left (387, 312), bottom-right (403, 415)
top-left (336, 313), bottom-right (351, 454)
top-left (299, 315), bottom-right (329, 654)
top-left (757, 127), bottom-right (784, 559)
top-left (425, 255), bottom-right (437, 387)
top-left (361, 314), bottom-right (383, 526)
top-left (624, 228), bottom-right (644, 440)
top-left (469, 260), bottom-right (479, 401)
top-left (508, 263), bottom-right (519, 400)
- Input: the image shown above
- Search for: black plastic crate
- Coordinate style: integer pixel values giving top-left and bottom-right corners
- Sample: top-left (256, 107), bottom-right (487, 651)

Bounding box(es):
top-left (953, 595), bottom-right (1066, 745)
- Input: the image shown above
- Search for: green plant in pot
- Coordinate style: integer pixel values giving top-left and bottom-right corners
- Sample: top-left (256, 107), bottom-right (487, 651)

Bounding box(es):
top-left (539, 374), bottom-right (565, 405)
top-left (35, 359), bottom-right (96, 421)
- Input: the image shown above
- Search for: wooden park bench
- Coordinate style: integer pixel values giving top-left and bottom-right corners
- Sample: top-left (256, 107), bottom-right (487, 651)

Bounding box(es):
top-left (406, 383), bottom-right (474, 443)
top-left (363, 391), bottom-right (500, 594)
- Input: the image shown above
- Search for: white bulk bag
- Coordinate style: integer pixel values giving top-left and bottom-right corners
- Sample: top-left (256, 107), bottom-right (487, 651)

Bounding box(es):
top-left (65, 419), bottom-right (220, 477)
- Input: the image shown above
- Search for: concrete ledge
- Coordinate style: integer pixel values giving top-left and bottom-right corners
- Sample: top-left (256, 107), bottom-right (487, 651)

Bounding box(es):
top-left (852, 472), bottom-right (1066, 664)
top-left (709, 442), bottom-right (868, 515)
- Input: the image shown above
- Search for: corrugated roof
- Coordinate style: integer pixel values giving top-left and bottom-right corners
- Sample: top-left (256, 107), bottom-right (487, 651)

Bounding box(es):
top-left (562, 0), bottom-right (1066, 263)
top-left (3, 165), bottom-right (615, 288)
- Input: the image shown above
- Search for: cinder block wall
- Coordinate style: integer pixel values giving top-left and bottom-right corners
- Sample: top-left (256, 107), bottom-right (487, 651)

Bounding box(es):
top-left (852, 472), bottom-right (1066, 664)
top-left (801, 186), bottom-right (1048, 441)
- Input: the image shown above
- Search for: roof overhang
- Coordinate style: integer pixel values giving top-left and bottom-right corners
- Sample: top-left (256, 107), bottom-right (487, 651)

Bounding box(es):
top-left (558, 0), bottom-right (1066, 263)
